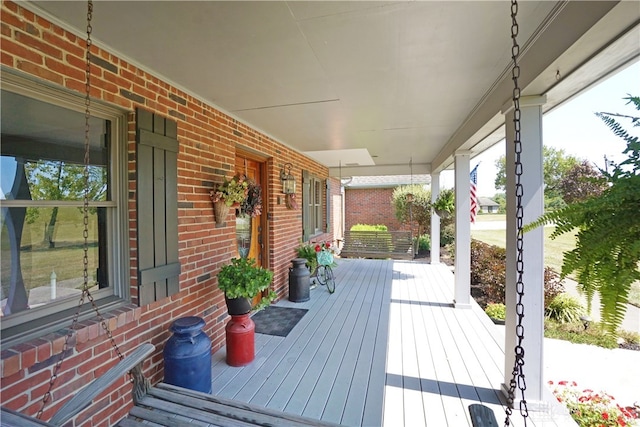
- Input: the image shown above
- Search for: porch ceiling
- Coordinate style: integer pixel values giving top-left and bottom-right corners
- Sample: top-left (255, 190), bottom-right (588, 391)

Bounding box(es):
top-left (29, 1), bottom-right (639, 176)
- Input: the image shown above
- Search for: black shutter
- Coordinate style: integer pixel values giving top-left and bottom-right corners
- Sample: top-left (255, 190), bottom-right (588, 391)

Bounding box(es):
top-left (136, 108), bottom-right (181, 306)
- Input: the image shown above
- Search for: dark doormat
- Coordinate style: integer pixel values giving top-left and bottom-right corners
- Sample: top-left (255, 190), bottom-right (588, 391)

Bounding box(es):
top-left (251, 306), bottom-right (308, 337)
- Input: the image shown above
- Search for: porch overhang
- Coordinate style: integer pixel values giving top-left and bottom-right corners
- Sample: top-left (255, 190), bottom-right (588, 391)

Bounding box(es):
top-left (24, 0), bottom-right (640, 176)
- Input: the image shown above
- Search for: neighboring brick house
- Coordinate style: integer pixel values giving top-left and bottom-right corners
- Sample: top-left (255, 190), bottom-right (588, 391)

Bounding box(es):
top-left (0, 3), bottom-right (337, 423)
top-left (344, 175), bottom-right (430, 232)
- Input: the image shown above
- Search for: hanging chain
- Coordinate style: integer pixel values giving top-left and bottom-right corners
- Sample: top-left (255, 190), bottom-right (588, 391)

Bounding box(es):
top-left (37, 1), bottom-right (125, 419)
top-left (504, 0), bottom-right (529, 425)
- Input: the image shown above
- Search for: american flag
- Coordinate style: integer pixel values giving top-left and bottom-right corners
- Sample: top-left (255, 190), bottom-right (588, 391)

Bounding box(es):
top-left (470, 164), bottom-right (479, 223)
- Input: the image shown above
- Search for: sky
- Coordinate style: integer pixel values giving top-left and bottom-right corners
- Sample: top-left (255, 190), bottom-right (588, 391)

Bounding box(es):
top-left (441, 60), bottom-right (640, 197)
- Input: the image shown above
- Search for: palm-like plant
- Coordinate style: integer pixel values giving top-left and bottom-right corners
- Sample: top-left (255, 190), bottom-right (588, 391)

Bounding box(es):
top-left (526, 96), bottom-right (640, 334)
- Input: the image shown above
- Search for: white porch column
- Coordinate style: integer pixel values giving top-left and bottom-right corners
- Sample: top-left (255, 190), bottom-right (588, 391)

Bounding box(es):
top-left (502, 95), bottom-right (546, 405)
top-left (453, 152), bottom-right (471, 308)
top-left (430, 172), bottom-right (441, 264)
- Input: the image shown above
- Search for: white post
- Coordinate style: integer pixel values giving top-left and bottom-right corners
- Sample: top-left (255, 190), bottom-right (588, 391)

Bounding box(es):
top-left (502, 95), bottom-right (546, 406)
top-left (430, 172), bottom-right (441, 264)
top-left (454, 152), bottom-right (471, 308)
top-left (50, 270), bottom-right (57, 300)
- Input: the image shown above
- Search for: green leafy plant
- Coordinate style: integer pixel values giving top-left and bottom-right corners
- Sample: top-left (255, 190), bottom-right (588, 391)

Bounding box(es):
top-left (350, 224), bottom-right (388, 231)
top-left (392, 184), bottom-right (432, 238)
top-left (485, 303), bottom-right (506, 320)
top-left (549, 380), bottom-right (639, 426)
top-left (544, 320), bottom-right (619, 348)
top-left (210, 173), bottom-right (249, 207)
top-left (526, 95), bottom-right (640, 334)
top-left (296, 241), bottom-right (319, 274)
top-left (415, 234), bottom-right (431, 253)
top-left (432, 188), bottom-right (454, 218)
top-left (217, 257), bottom-right (275, 311)
top-left (545, 293), bottom-right (584, 323)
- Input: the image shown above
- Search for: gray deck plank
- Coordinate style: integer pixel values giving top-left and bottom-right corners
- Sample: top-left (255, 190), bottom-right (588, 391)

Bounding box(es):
top-left (268, 260), bottom-right (370, 413)
top-left (339, 260), bottom-right (388, 426)
top-left (319, 259), bottom-right (385, 424)
top-left (290, 261), bottom-right (376, 419)
top-left (208, 259), bottom-right (572, 427)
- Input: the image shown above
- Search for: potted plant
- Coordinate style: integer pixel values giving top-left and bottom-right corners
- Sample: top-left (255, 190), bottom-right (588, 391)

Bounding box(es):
top-left (295, 241), bottom-right (319, 275)
top-left (217, 257), bottom-right (275, 315)
top-left (485, 302), bottom-right (506, 325)
top-left (433, 188), bottom-right (455, 218)
top-left (210, 173), bottom-right (249, 224)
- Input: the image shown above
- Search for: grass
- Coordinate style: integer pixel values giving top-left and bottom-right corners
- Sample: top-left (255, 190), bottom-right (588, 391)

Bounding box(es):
top-left (1, 207), bottom-right (98, 296)
top-left (472, 214), bottom-right (640, 308)
top-left (544, 320), bottom-right (619, 348)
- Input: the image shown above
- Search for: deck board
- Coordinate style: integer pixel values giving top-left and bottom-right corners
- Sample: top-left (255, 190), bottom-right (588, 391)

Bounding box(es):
top-left (209, 259), bottom-right (575, 427)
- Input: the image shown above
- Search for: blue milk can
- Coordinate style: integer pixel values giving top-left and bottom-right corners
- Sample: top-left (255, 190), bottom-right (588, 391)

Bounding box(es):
top-left (163, 316), bottom-right (212, 393)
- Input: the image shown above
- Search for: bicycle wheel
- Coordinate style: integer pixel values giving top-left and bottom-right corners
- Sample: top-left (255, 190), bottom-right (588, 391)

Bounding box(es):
top-left (316, 265), bottom-right (327, 286)
top-left (324, 266), bottom-right (336, 294)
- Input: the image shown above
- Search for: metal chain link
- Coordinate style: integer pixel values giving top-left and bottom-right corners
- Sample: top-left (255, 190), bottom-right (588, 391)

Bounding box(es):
top-left (37, 1), bottom-right (125, 419)
top-left (504, 0), bottom-right (529, 425)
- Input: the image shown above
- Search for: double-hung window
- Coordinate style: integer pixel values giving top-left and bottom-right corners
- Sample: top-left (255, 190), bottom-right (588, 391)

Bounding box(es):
top-left (302, 171), bottom-right (325, 241)
top-left (1, 73), bottom-right (128, 344)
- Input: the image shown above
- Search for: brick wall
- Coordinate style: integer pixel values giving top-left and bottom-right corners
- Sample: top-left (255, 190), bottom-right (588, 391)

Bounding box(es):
top-left (345, 187), bottom-right (406, 231)
top-left (0, 2), bottom-right (330, 423)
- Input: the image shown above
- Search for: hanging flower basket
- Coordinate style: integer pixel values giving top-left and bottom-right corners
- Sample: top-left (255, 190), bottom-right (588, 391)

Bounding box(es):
top-left (213, 200), bottom-right (230, 225)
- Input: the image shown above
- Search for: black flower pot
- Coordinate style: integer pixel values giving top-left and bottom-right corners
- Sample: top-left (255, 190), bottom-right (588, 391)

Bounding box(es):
top-left (224, 296), bottom-right (252, 315)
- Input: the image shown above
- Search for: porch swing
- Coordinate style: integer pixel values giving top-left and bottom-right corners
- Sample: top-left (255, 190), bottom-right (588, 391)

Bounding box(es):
top-left (469, 0), bottom-right (530, 426)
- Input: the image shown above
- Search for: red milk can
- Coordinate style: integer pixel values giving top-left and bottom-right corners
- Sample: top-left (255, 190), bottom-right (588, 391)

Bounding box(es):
top-left (225, 313), bottom-right (255, 366)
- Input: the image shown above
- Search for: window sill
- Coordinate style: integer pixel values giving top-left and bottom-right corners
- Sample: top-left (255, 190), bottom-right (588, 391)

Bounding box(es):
top-left (1, 302), bottom-right (140, 378)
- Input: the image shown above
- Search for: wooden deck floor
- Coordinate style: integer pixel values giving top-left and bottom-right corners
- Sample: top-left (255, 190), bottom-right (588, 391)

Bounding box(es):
top-left (211, 259), bottom-right (575, 427)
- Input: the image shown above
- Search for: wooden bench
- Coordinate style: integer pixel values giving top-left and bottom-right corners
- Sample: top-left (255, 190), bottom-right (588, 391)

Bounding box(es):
top-left (340, 230), bottom-right (413, 260)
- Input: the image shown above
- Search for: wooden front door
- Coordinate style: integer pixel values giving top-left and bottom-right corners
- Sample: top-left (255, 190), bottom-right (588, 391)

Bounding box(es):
top-left (234, 155), bottom-right (266, 305)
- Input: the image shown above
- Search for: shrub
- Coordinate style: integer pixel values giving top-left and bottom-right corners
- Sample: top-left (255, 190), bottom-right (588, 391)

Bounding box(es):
top-left (544, 267), bottom-right (565, 309)
top-left (471, 239), bottom-right (506, 304)
top-left (416, 234), bottom-right (430, 252)
top-left (545, 293), bottom-right (584, 323)
top-left (440, 224), bottom-right (455, 247)
top-left (350, 224), bottom-right (388, 231)
top-left (485, 303), bottom-right (506, 320)
top-left (470, 239), bottom-right (567, 311)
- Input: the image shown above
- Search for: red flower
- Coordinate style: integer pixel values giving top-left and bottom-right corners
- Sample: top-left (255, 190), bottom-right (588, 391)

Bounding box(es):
top-left (315, 244), bottom-right (321, 252)
top-left (602, 412), bottom-right (609, 420)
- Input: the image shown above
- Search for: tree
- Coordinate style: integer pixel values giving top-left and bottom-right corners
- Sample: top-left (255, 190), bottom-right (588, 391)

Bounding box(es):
top-left (24, 160), bottom-right (107, 247)
top-left (494, 146), bottom-right (580, 210)
top-left (526, 95), bottom-right (640, 334)
top-left (558, 160), bottom-right (608, 204)
top-left (392, 184), bottom-right (431, 237)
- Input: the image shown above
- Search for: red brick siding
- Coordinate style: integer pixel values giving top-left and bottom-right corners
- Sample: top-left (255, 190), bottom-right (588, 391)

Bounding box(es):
top-left (0, 2), bottom-right (332, 423)
top-left (345, 188), bottom-right (407, 231)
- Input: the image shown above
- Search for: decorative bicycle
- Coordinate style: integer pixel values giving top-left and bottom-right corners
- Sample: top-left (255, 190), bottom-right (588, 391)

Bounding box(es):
top-left (315, 244), bottom-right (336, 294)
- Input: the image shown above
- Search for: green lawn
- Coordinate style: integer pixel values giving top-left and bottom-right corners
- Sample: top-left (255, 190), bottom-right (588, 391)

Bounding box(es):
top-left (471, 214), bottom-right (640, 307)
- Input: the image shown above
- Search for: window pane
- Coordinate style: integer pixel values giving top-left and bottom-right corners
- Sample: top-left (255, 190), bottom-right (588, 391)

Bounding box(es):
top-left (1, 90), bottom-right (109, 202)
top-left (1, 207), bottom-right (107, 317)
